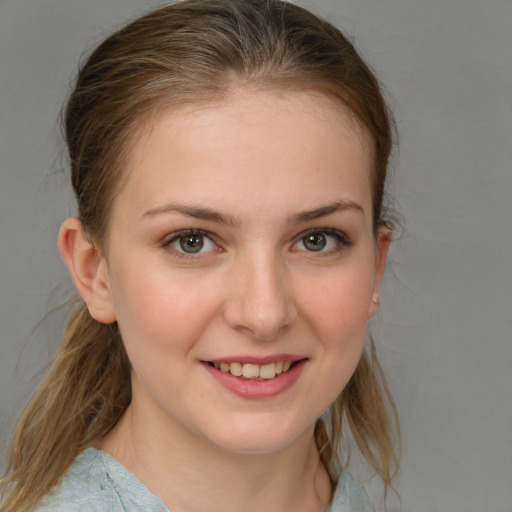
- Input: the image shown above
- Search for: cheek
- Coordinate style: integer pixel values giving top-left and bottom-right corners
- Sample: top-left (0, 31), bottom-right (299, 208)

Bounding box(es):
top-left (108, 264), bottom-right (220, 366)
top-left (301, 263), bottom-right (374, 338)
top-left (298, 260), bottom-right (374, 391)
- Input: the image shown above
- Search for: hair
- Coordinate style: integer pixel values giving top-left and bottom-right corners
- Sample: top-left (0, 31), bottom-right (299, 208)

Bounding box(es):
top-left (1, 1), bottom-right (400, 510)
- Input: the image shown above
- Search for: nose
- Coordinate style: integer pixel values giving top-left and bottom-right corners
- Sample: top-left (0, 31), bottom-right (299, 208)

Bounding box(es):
top-left (223, 253), bottom-right (298, 341)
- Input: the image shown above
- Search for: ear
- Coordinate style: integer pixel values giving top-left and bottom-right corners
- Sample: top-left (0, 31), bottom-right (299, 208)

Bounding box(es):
top-left (368, 226), bottom-right (392, 319)
top-left (58, 217), bottom-right (116, 324)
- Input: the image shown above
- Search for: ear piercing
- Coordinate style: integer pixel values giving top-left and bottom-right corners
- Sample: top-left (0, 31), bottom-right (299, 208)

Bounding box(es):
top-left (372, 293), bottom-right (380, 304)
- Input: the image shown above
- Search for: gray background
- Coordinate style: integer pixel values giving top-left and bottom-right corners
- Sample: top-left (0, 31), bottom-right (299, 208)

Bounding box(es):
top-left (1, 1), bottom-right (511, 510)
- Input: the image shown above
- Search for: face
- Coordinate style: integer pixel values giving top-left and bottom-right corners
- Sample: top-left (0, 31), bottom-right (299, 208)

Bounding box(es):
top-left (96, 90), bottom-right (388, 454)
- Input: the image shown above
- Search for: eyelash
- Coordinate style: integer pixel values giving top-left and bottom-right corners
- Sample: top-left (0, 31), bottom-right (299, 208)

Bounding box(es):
top-left (293, 228), bottom-right (353, 254)
top-left (162, 229), bottom-right (218, 259)
top-left (161, 227), bottom-right (352, 258)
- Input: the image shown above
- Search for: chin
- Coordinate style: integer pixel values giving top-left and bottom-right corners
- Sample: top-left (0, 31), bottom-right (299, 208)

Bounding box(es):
top-left (202, 415), bottom-right (313, 456)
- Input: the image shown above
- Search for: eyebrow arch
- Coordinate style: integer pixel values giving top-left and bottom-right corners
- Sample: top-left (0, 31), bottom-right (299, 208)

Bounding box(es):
top-left (141, 199), bottom-right (363, 227)
top-left (141, 202), bottom-right (241, 227)
top-left (289, 200), bottom-right (364, 224)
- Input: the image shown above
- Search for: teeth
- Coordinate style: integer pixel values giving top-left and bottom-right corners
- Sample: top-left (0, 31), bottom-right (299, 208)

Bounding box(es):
top-left (259, 363), bottom-right (276, 380)
top-left (229, 362), bottom-right (243, 377)
top-left (242, 364), bottom-right (260, 379)
top-left (215, 361), bottom-right (294, 380)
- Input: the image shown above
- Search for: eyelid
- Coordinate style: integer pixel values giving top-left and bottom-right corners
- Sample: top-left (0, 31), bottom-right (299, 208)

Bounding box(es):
top-left (292, 227), bottom-right (353, 252)
top-left (160, 227), bottom-right (351, 258)
top-left (162, 229), bottom-right (220, 257)
top-left (162, 228), bottom-right (210, 244)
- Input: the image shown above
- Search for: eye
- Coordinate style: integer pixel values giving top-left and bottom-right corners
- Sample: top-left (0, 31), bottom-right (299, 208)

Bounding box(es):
top-left (302, 232), bottom-right (329, 252)
top-left (294, 229), bottom-right (351, 253)
top-left (165, 230), bottom-right (217, 255)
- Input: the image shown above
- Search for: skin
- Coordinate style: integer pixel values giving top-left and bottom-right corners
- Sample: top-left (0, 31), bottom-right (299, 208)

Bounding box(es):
top-left (59, 89), bottom-right (390, 512)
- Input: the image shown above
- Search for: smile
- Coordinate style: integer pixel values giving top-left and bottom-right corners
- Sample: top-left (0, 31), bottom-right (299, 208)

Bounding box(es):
top-left (203, 358), bottom-right (307, 398)
top-left (210, 361), bottom-right (293, 380)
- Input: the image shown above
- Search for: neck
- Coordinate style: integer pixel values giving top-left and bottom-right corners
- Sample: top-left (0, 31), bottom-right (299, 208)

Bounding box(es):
top-left (97, 403), bottom-right (332, 512)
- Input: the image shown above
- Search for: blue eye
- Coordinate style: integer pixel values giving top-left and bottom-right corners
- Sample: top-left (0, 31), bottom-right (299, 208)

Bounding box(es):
top-left (166, 230), bottom-right (216, 255)
top-left (296, 229), bottom-right (350, 253)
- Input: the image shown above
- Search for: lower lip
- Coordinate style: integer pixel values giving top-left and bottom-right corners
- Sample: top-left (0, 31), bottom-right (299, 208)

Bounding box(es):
top-left (202, 360), bottom-right (307, 399)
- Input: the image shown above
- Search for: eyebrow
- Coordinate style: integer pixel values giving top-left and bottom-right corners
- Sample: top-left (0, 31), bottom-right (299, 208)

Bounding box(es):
top-left (289, 200), bottom-right (364, 224)
top-left (141, 203), bottom-right (241, 227)
top-left (141, 199), bottom-right (363, 226)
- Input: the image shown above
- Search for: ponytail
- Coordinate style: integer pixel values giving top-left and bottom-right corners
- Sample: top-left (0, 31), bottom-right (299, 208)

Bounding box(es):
top-left (1, 299), bottom-right (131, 512)
top-left (315, 339), bottom-right (400, 494)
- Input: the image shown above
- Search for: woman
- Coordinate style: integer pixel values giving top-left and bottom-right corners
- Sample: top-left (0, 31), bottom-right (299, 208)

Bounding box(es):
top-left (1, 1), bottom-right (399, 510)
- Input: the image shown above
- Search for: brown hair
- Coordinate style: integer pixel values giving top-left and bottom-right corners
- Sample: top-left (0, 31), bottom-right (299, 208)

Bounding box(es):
top-left (1, 1), bottom-right (399, 509)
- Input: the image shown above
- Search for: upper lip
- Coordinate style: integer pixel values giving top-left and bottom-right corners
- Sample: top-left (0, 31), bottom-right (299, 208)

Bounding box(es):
top-left (205, 354), bottom-right (307, 365)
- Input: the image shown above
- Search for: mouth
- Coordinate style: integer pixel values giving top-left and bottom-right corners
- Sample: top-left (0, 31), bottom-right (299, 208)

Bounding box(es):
top-left (202, 357), bottom-right (308, 398)
top-left (207, 360), bottom-right (300, 381)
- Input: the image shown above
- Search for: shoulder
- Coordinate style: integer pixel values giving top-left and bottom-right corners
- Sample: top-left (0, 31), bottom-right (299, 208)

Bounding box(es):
top-left (33, 448), bottom-right (168, 512)
top-left (327, 471), bottom-right (374, 512)
top-left (33, 449), bottom-right (107, 511)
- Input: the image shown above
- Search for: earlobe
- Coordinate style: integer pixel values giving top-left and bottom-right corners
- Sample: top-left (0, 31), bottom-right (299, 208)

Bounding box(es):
top-left (368, 227), bottom-right (392, 319)
top-left (58, 218), bottom-right (116, 324)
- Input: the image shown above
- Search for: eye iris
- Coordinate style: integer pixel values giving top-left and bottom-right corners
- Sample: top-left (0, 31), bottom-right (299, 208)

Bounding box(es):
top-left (179, 234), bottom-right (204, 253)
top-left (304, 233), bottom-right (326, 251)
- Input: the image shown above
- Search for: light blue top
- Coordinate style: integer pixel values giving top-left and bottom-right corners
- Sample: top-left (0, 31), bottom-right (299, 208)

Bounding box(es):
top-left (34, 448), bottom-right (373, 511)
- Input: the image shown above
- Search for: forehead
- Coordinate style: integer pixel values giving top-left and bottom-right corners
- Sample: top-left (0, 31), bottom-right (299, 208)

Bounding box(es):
top-left (116, 90), bottom-right (374, 224)
top-left (131, 87), bottom-right (372, 158)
